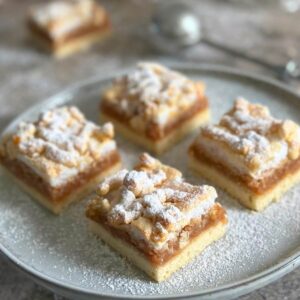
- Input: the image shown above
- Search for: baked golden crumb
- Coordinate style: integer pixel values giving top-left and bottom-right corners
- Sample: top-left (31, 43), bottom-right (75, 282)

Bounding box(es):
top-left (27, 0), bottom-right (111, 58)
top-left (100, 62), bottom-right (210, 154)
top-left (86, 153), bottom-right (227, 282)
top-left (0, 106), bottom-right (121, 214)
top-left (189, 98), bottom-right (300, 211)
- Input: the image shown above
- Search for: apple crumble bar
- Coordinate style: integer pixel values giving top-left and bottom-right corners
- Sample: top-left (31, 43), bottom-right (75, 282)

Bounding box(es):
top-left (189, 98), bottom-right (300, 211)
top-left (86, 153), bottom-right (227, 281)
top-left (100, 62), bottom-right (210, 154)
top-left (27, 0), bottom-right (111, 58)
top-left (0, 106), bottom-right (121, 214)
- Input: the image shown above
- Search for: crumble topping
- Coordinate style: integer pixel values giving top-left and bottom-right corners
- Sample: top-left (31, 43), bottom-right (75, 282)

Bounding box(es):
top-left (102, 62), bottom-right (205, 129)
top-left (87, 153), bottom-right (218, 249)
top-left (194, 98), bottom-right (300, 176)
top-left (29, 0), bottom-right (107, 40)
top-left (0, 106), bottom-right (117, 186)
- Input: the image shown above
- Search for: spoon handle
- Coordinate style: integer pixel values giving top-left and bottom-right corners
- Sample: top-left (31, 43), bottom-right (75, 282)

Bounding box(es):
top-left (201, 38), bottom-right (281, 74)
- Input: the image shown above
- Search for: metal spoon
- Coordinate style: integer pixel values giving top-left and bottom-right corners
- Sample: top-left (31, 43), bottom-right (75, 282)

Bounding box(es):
top-left (149, 2), bottom-right (300, 81)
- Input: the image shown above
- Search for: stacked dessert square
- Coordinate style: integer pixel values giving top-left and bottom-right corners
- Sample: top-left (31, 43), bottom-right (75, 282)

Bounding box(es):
top-left (0, 106), bottom-right (121, 214)
top-left (86, 153), bottom-right (227, 281)
top-left (27, 0), bottom-right (111, 57)
top-left (2, 60), bottom-right (300, 282)
top-left (189, 98), bottom-right (300, 211)
top-left (100, 62), bottom-right (210, 154)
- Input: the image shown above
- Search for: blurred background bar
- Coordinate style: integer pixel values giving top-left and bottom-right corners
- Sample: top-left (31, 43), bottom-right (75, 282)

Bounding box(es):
top-left (1, 0), bottom-right (300, 299)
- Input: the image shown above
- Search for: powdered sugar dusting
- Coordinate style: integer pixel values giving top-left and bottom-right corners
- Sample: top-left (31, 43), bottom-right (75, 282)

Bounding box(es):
top-left (2, 139), bottom-right (300, 297)
top-left (200, 98), bottom-right (279, 161)
top-left (1, 71), bottom-right (300, 298)
top-left (103, 62), bottom-right (201, 128)
top-left (1, 106), bottom-right (116, 170)
top-left (92, 154), bottom-right (216, 235)
top-left (125, 62), bottom-right (191, 104)
top-left (197, 98), bottom-right (300, 178)
top-left (123, 169), bottom-right (166, 196)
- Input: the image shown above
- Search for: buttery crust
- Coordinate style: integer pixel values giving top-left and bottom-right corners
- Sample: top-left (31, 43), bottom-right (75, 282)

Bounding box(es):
top-left (188, 153), bottom-right (300, 211)
top-left (88, 216), bottom-right (226, 282)
top-left (87, 202), bottom-right (227, 265)
top-left (0, 150), bottom-right (121, 202)
top-left (100, 108), bottom-right (210, 155)
top-left (0, 161), bottom-right (121, 214)
top-left (190, 145), bottom-right (300, 195)
top-left (29, 23), bottom-right (111, 58)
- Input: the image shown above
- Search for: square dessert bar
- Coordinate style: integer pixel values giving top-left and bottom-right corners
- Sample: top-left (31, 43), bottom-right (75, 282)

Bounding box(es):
top-left (100, 62), bottom-right (210, 154)
top-left (0, 106), bottom-right (121, 214)
top-left (86, 153), bottom-right (227, 282)
top-left (189, 98), bottom-right (300, 211)
top-left (27, 0), bottom-right (111, 58)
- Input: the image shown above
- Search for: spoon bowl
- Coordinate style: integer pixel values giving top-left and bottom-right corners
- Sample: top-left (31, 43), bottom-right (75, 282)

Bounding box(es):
top-left (149, 2), bottom-right (300, 83)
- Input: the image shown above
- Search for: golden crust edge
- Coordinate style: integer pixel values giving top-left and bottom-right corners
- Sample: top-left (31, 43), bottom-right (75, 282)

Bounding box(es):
top-left (29, 28), bottom-right (111, 58)
top-left (87, 218), bottom-right (227, 282)
top-left (0, 161), bottom-right (122, 214)
top-left (188, 154), bottom-right (300, 211)
top-left (99, 109), bottom-right (210, 155)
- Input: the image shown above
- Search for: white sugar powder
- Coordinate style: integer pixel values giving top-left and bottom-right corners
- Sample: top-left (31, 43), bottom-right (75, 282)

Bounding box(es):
top-left (1, 131), bottom-right (300, 297)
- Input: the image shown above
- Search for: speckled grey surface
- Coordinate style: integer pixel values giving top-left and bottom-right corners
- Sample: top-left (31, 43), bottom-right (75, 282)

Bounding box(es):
top-left (1, 0), bottom-right (300, 299)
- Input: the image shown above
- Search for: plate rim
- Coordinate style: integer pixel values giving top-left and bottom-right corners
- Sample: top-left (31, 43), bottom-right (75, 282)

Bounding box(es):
top-left (1, 63), bottom-right (300, 300)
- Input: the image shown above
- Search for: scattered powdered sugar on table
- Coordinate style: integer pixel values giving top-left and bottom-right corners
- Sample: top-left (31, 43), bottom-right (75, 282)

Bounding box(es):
top-left (1, 72), bottom-right (300, 297)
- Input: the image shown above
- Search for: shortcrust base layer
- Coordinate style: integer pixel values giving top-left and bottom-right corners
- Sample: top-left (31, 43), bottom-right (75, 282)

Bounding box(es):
top-left (100, 109), bottom-right (210, 155)
top-left (1, 161), bottom-right (121, 214)
top-left (30, 29), bottom-right (111, 58)
top-left (88, 218), bottom-right (226, 282)
top-left (188, 154), bottom-right (300, 211)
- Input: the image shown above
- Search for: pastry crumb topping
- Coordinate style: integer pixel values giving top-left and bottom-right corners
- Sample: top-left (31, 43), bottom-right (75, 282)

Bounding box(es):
top-left (196, 98), bottom-right (300, 173)
top-left (102, 63), bottom-right (205, 129)
top-left (87, 153), bottom-right (218, 247)
top-left (0, 106), bottom-right (117, 181)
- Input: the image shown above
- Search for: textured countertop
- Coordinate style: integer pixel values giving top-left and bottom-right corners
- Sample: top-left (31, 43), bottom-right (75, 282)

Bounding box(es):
top-left (1, 0), bottom-right (300, 299)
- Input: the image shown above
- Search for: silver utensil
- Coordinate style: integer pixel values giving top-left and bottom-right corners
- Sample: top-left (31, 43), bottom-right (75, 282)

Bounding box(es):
top-left (149, 2), bottom-right (300, 81)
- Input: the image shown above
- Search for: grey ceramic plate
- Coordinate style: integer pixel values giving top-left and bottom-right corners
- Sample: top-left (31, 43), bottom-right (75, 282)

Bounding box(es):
top-left (1, 65), bottom-right (300, 300)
